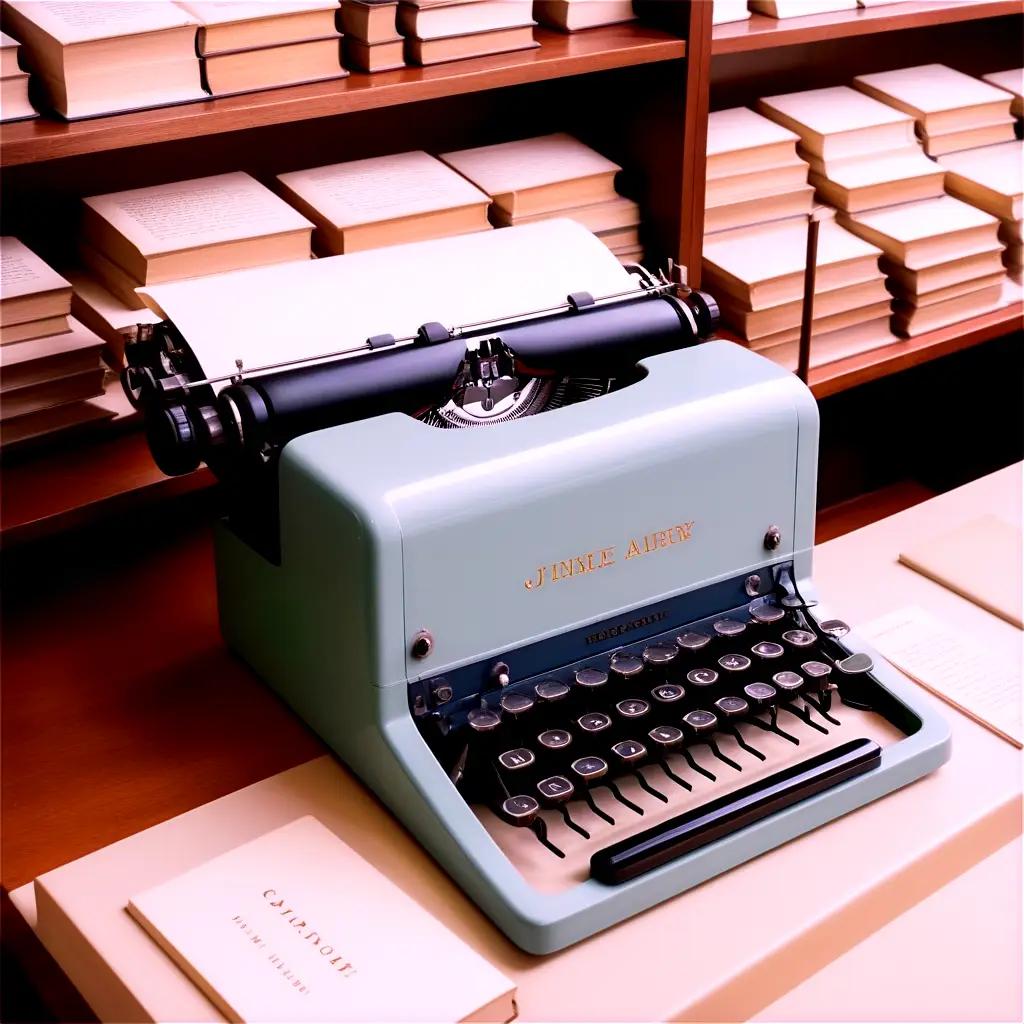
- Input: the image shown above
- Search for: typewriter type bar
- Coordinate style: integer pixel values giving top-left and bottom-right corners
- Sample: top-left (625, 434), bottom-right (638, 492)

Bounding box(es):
top-left (590, 737), bottom-right (881, 883)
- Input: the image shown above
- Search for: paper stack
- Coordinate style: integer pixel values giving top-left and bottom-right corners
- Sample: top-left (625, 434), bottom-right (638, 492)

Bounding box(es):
top-left (276, 150), bottom-right (492, 254)
top-left (702, 216), bottom-right (895, 371)
top-left (0, 237), bottom-right (108, 448)
top-left (2, 1), bottom-right (204, 120)
top-left (854, 64), bottom-right (1016, 157)
top-left (840, 195), bottom-right (1005, 337)
top-left (712, 0), bottom-right (750, 25)
top-left (178, 1), bottom-right (346, 96)
top-left (533, 0), bottom-right (636, 31)
top-left (982, 68), bottom-right (1023, 125)
top-left (440, 133), bottom-right (642, 263)
top-left (749, 0), bottom-right (856, 16)
top-left (705, 107), bottom-right (811, 234)
top-left (398, 0), bottom-right (537, 66)
top-left (757, 86), bottom-right (943, 214)
top-left (1, 29), bottom-right (35, 121)
top-left (79, 172), bottom-right (315, 310)
top-left (340, 0), bottom-right (404, 72)
top-left (939, 141), bottom-right (1023, 282)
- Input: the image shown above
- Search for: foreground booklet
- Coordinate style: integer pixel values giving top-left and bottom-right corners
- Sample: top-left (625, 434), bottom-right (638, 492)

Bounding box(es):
top-left (127, 816), bottom-right (515, 1022)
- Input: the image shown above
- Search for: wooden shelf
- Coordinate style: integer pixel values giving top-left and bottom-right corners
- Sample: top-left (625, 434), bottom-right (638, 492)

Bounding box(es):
top-left (0, 24), bottom-right (684, 167)
top-left (712, 0), bottom-right (1023, 55)
top-left (0, 429), bottom-right (211, 546)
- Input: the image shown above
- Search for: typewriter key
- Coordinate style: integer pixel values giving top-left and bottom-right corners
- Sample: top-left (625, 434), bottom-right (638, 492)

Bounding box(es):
top-left (578, 711), bottom-right (613, 734)
top-left (571, 755), bottom-right (609, 781)
top-left (538, 728), bottom-right (572, 750)
top-left (743, 681), bottom-right (777, 708)
top-left (615, 698), bottom-right (650, 719)
top-left (773, 671), bottom-right (804, 694)
top-left (537, 776), bottom-right (590, 838)
top-left (642, 644), bottom-right (678, 670)
top-left (751, 641), bottom-right (785, 660)
top-left (683, 709), bottom-right (718, 736)
top-left (467, 707), bottom-right (501, 732)
top-left (748, 602), bottom-right (786, 625)
top-left (609, 653), bottom-right (644, 681)
top-left (500, 692), bottom-right (535, 717)
top-left (718, 653), bottom-right (752, 673)
top-left (802, 660), bottom-right (833, 683)
top-left (714, 695), bottom-right (749, 718)
top-left (782, 629), bottom-right (816, 648)
top-left (799, 660), bottom-right (840, 722)
top-left (575, 667), bottom-right (609, 690)
top-left (535, 679), bottom-right (570, 702)
top-left (713, 619), bottom-right (746, 638)
top-left (612, 739), bottom-right (668, 801)
top-left (819, 618), bottom-right (851, 640)
top-left (501, 794), bottom-right (539, 823)
top-left (676, 631), bottom-right (711, 653)
top-left (743, 682), bottom-right (799, 744)
top-left (646, 725), bottom-right (692, 789)
top-left (651, 683), bottom-right (685, 705)
top-left (686, 667), bottom-right (718, 688)
top-left (498, 747), bottom-right (536, 771)
top-left (837, 652), bottom-right (873, 674)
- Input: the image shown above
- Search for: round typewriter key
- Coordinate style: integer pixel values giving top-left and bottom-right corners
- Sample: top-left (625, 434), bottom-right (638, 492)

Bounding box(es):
top-left (676, 631), bottom-right (711, 653)
top-left (713, 618), bottom-right (746, 638)
top-left (651, 683), bottom-right (685, 704)
top-left (820, 618), bottom-right (851, 640)
top-left (687, 667), bottom-right (718, 688)
top-left (571, 755), bottom-right (608, 781)
top-left (501, 794), bottom-right (539, 822)
top-left (537, 775), bottom-right (574, 803)
top-left (538, 728), bottom-right (572, 750)
top-left (616, 698), bottom-right (650, 719)
top-left (749, 602), bottom-right (786, 625)
top-left (802, 660), bottom-right (832, 679)
top-left (751, 641), bottom-right (785, 660)
top-left (500, 692), bottom-right (535, 716)
top-left (578, 711), bottom-right (613, 733)
top-left (838, 652), bottom-right (873, 675)
top-left (467, 707), bottom-right (501, 732)
top-left (611, 739), bottom-right (647, 765)
top-left (718, 653), bottom-right (752, 672)
top-left (642, 644), bottom-right (678, 668)
top-left (683, 709), bottom-right (718, 735)
top-left (609, 653), bottom-right (644, 680)
top-left (715, 695), bottom-right (749, 718)
top-left (648, 724), bottom-right (684, 749)
top-left (534, 678), bottom-right (570, 702)
top-left (743, 681), bottom-right (777, 707)
top-left (773, 671), bottom-right (804, 693)
top-left (782, 629), bottom-right (816, 648)
top-left (498, 747), bottom-right (536, 771)
top-left (575, 666), bottom-right (609, 689)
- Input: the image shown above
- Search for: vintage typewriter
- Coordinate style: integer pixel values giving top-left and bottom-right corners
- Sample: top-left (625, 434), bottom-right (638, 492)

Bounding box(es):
top-left (126, 222), bottom-right (950, 954)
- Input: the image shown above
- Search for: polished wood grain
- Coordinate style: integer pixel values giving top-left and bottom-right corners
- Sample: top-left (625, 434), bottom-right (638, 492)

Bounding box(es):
top-left (680, 0), bottom-right (713, 285)
top-left (0, 25), bottom-right (685, 167)
top-left (712, 0), bottom-right (1024, 55)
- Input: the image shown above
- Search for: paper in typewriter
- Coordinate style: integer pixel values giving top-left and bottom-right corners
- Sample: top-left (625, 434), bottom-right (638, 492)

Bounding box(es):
top-left (141, 219), bottom-right (635, 390)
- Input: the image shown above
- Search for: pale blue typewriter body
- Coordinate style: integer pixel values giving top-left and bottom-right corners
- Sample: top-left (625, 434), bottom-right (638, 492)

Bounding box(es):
top-left (215, 340), bottom-right (951, 954)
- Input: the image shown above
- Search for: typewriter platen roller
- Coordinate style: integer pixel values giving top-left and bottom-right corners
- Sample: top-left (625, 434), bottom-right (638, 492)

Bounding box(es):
top-left (126, 221), bottom-right (950, 953)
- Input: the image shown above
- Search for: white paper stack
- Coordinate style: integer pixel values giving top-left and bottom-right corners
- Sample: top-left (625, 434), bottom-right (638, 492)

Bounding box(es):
top-left (398, 0), bottom-right (538, 66)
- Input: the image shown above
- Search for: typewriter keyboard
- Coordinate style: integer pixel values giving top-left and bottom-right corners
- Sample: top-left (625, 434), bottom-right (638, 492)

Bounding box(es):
top-left (439, 600), bottom-right (905, 891)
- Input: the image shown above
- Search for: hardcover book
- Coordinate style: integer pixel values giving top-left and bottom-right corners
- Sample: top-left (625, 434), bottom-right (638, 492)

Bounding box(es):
top-left (0, 236), bottom-right (72, 329)
top-left (982, 68), bottom-right (1024, 117)
top-left (127, 816), bottom-right (516, 1022)
top-left (533, 0), bottom-right (636, 31)
top-left (938, 141), bottom-right (1023, 221)
top-left (176, 0), bottom-right (341, 55)
top-left (706, 106), bottom-right (801, 180)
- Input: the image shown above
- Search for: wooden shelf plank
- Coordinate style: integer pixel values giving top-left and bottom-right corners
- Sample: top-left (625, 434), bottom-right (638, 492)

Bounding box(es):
top-left (712, 0), bottom-right (1023, 55)
top-left (0, 25), bottom-right (684, 167)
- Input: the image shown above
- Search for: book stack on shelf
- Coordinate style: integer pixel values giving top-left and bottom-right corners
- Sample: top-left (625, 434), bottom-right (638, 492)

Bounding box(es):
top-left (757, 86), bottom-right (944, 215)
top-left (340, 0), bottom-right (404, 72)
top-left (533, 0), bottom-right (636, 32)
top-left (1, 28), bottom-right (35, 121)
top-left (703, 216), bottom-right (894, 371)
top-left (704, 107), bottom-right (811, 235)
top-left (982, 67), bottom-right (1023, 129)
top-left (398, 0), bottom-right (537, 66)
top-left (77, 172), bottom-right (315, 319)
top-left (0, 238), bottom-right (109, 449)
top-left (939, 141), bottom-right (1023, 284)
top-left (1, 0), bottom-right (204, 120)
top-left (853, 64), bottom-right (1016, 157)
top-left (712, 0), bottom-right (750, 26)
top-left (276, 150), bottom-right (492, 254)
top-left (840, 196), bottom-right (1005, 338)
top-left (749, 0), bottom-right (855, 17)
top-left (178, 0), bottom-right (346, 97)
top-left (440, 133), bottom-right (642, 263)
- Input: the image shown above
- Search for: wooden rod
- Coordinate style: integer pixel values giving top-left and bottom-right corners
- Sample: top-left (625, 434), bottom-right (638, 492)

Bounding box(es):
top-left (797, 210), bottom-right (823, 384)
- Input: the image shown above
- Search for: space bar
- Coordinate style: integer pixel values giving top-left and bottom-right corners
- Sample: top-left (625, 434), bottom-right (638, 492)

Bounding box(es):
top-left (590, 737), bottom-right (881, 884)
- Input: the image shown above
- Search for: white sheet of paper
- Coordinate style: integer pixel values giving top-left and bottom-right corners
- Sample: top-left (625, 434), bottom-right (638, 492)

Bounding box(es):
top-left (142, 219), bottom-right (634, 391)
top-left (861, 605), bottom-right (1022, 747)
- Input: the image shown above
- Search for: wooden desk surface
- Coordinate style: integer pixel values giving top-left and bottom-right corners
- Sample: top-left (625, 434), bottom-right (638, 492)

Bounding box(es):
top-left (2, 468), bottom-right (1021, 1021)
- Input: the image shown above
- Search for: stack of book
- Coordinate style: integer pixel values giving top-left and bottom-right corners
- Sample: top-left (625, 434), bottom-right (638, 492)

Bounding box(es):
top-left (982, 67), bottom-right (1024, 127)
top-left (398, 0), bottom-right (537, 66)
top-left (704, 107), bottom-right (811, 235)
top-left (276, 150), bottom-right (491, 254)
top-left (840, 195), bottom-right (1005, 337)
top-left (712, 0), bottom-right (750, 25)
top-left (340, 0), bottom-right (404, 72)
top-left (702, 216), bottom-right (895, 371)
top-left (2, 0), bottom-right (204, 120)
top-left (439, 133), bottom-right (642, 263)
top-left (757, 86), bottom-right (943, 214)
top-left (939, 141), bottom-right (1023, 281)
top-left (1, 28), bottom-right (35, 121)
top-left (0, 237), bottom-right (108, 448)
top-left (78, 172), bottom-right (315, 310)
top-left (749, 0), bottom-right (856, 16)
top-left (854, 64), bottom-right (1016, 157)
top-left (534, 0), bottom-right (636, 31)
top-left (178, 1), bottom-right (346, 97)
